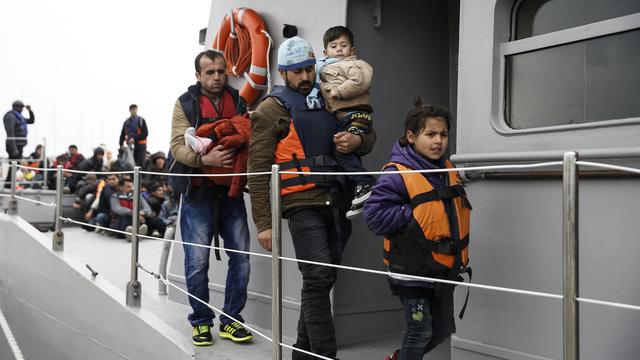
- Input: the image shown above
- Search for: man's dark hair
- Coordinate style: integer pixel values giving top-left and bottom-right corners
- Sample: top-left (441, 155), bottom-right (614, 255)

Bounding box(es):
top-left (119, 177), bottom-right (133, 187)
top-left (400, 97), bottom-right (452, 146)
top-left (129, 104), bottom-right (137, 110)
top-left (323, 26), bottom-right (354, 48)
top-left (194, 50), bottom-right (226, 73)
top-left (69, 145), bottom-right (78, 150)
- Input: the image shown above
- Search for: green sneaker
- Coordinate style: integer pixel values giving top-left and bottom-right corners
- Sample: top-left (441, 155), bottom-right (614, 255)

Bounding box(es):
top-left (192, 325), bottom-right (213, 346)
top-left (219, 321), bottom-right (253, 342)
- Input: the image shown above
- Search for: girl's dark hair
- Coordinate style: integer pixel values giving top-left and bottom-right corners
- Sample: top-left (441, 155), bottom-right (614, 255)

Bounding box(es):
top-left (400, 97), bottom-right (452, 146)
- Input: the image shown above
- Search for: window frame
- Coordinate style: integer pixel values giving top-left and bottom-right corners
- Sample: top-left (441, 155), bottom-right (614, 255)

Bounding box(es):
top-left (495, 4), bottom-right (640, 134)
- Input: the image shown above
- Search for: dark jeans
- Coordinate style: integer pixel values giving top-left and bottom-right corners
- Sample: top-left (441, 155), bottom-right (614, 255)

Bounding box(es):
top-left (112, 214), bottom-right (132, 238)
top-left (287, 207), bottom-right (351, 360)
top-left (91, 212), bottom-right (110, 227)
top-left (146, 215), bottom-right (167, 236)
top-left (180, 188), bottom-right (250, 326)
top-left (335, 115), bottom-right (375, 187)
top-left (4, 146), bottom-right (23, 188)
top-left (133, 144), bottom-right (146, 168)
top-left (397, 289), bottom-right (451, 360)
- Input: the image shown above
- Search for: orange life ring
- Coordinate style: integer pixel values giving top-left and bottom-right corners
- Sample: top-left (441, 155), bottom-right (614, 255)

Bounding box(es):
top-left (212, 8), bottom-right (271, 105)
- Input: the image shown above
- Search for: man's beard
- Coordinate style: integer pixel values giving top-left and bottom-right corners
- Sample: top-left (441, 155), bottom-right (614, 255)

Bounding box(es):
top-left (285, 78), bottom-right (313, 95)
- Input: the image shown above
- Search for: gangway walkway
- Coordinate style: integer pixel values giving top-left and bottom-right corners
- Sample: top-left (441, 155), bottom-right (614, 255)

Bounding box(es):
top-left (56, 226), bottom-right (408, 360)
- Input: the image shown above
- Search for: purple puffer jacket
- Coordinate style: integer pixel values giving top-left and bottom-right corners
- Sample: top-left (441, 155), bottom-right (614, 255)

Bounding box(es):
top-left (363, 140), bottom-right (449, 288)
top-left (363, 140), bottom-right (447, 236)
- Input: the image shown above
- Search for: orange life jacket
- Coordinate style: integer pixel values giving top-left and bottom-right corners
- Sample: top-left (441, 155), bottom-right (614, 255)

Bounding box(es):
top-left (383, 161), bottom-right (471, 279)
top-left (270, 85), bottom-right (340, 196)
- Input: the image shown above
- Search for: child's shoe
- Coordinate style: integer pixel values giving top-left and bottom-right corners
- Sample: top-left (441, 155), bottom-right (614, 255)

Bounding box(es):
top-left (346, 183), bottom-right (372, 219)
top-left (184, 127), bottom-right (213, 155)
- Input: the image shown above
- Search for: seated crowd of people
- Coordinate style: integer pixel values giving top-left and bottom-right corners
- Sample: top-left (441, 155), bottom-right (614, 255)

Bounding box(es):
top-left (14, 143), bottom-right (177, 241)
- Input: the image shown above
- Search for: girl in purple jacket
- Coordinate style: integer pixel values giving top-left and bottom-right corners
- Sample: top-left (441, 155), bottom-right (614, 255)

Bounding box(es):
top-left (364, 98), bottom-right (464, 360)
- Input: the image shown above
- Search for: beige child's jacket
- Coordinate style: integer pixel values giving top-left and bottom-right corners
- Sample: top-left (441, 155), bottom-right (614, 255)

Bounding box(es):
top-left (319, 55), bottom-right (373, 114)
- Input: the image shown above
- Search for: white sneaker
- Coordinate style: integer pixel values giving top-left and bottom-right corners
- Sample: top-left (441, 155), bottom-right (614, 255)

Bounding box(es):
top-left (125, 225), bottom-right (133, 242)
top-left (151, 230), bottom-right (161, 238)
top-left (164, 226), bottom-right (176, 240)
top-left (139, 224), bottom-right (148, 236)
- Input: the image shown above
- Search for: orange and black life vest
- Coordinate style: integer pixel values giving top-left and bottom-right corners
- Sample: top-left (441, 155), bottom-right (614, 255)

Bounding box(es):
top-left (269, 86), bottom-right (340, 196)
top-left (383, 161), bottom-right (471, 280)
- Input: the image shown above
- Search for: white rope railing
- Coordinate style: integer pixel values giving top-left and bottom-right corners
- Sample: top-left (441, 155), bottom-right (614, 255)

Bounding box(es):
top-left (0, 193), bottom-right (56, 207)
top-left (63, 168), bottom-right (134, 175)
top-left (140, 170), bottom-right (271, 177)
top-left (13, 195), bottom-right (56, 207)
top-left (60, 216), bottom-right (273, 259)
top-left (576, 161), bottom-right (640, 175)
top-left (279, 161), bottom-right (564, 176)
top-left (16, 164), bottom-right (56, 172)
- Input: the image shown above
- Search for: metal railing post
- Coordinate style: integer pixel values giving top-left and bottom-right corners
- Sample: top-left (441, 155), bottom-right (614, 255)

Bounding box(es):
top-left (271, 164), bottom-right (282, 360)
top-left (42, 138), bottom-right (48, 190)
top-left (8, 161), bottom-right (18, 215)
top-left (52, 165), bottom-right (64, 251)
top-left (126, 166), bottom-right (142, 307)
top-left (562, 152), bottom-right (579, 360)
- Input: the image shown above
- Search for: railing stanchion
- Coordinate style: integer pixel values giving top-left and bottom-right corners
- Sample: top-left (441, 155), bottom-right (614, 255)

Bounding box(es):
top-left (271, 164), bottom-right (282, 360)
top-left (52, 165), bottom-right (64, 251)
top-left (126, 166), bottom-right (142, 307)
top-left (562, 152), bottom-right (579, 360)
top-left (8, 161), bottom-right (18, 215)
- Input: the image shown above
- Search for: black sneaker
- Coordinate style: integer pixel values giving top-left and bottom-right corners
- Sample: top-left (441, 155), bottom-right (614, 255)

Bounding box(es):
top-left (346, 203), bottom-right (364, 219)
top-left (351, 183), bottom-right (372, 206)
top-left (192, 325), bottom-right (213, 346)
top-left (219, 321), bottom-right (253, 342)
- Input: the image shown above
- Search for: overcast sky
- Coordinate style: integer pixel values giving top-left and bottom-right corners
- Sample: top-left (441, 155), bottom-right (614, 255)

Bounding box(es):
top-left (1, 0), bottom-right (210, 158)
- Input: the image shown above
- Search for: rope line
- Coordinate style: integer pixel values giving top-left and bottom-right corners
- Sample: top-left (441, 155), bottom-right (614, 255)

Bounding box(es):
top-left (261, 29), bottom-right (273, 94)
top-left (140, 170), bottom-right (271, 177)
top-left (63, 169), bottom-right (134, 175)
top-left (60, 217), bottom-right (640, 312)
top-left (137, 232), bottom-right (272, 259)
top-left (279, 161), bottom-right (564, 176)
top-left (12, 195), bottom-right (56, 207)
top-left (137, 262), bottom-right (273, 342)
top-left (16, 164), bottom-right (57, 172)
top-left (0, 305), bottom-right (25, 360)
top-left (60, 216), bottom-right (273, 258)
top-left (10, 161), bottom-right (564, 178)
top-left (576, 297), bottom-right (640, 312)
top-left (576, 161), bottom-right (640, 175)
top-left (279, 256), bottom-right (563, 300)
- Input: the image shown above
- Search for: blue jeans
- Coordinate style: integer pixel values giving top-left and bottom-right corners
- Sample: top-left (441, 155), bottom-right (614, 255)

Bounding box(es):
top-left (180, 188), bottom-right (250, 326)
top-left (287, 207), bottom-right (351, 360)
top-left (91, 212), bottom-right (110, 227)
top-left (398, 296), bottom-right (434, 360)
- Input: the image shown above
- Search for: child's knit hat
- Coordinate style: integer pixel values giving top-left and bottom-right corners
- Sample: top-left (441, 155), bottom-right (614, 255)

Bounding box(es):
top-left (277, 36), bottom-right (316, 71)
